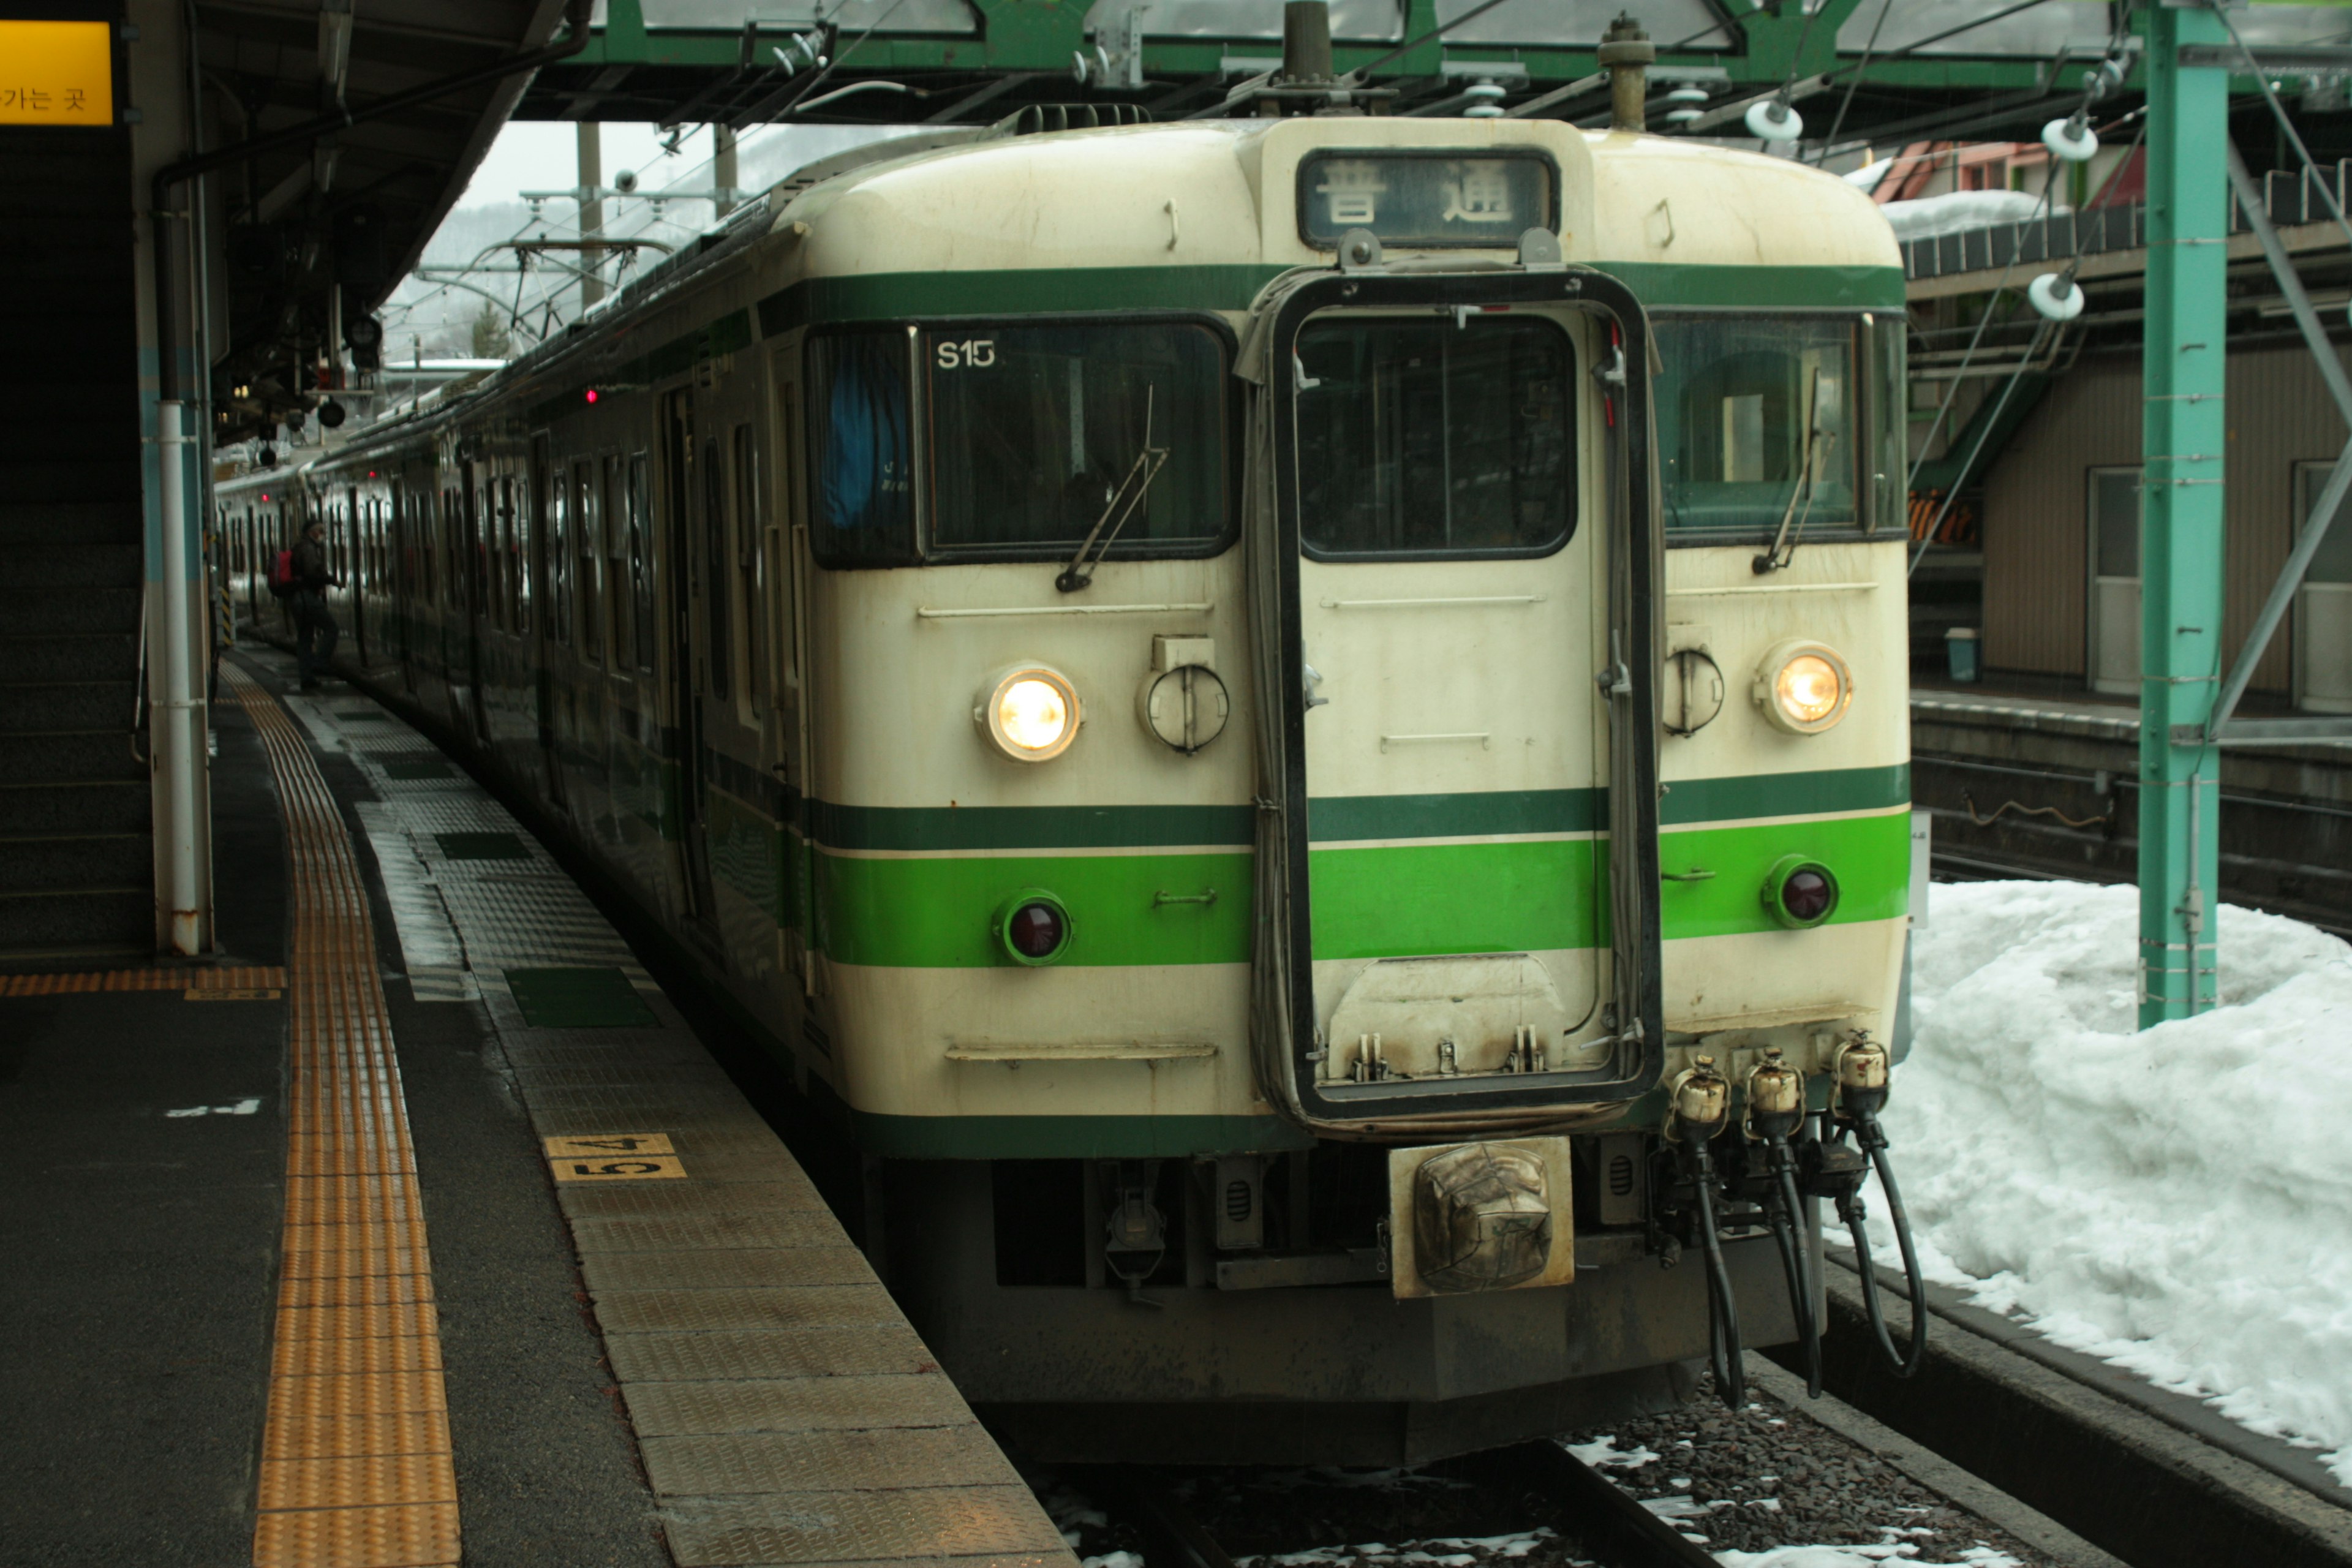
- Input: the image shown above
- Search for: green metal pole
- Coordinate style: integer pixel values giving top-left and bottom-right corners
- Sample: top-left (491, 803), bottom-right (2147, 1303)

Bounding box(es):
top-left (2138, 2), bottom-right (2226, 1027)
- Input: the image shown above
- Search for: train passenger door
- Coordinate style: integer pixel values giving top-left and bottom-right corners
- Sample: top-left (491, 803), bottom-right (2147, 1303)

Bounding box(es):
top-left (662, 389), bottom-right (719, 931)
top-left (1267, 270), bottom-right (1662, 1125)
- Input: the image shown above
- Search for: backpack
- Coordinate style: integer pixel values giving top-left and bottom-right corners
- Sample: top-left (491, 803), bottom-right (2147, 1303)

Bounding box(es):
top-left (268, 547), bottom-right (299, 599)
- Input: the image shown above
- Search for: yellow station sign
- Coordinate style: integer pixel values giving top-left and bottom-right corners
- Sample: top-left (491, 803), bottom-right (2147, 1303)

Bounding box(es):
top-left (0, 21), bottom-right (113, 126)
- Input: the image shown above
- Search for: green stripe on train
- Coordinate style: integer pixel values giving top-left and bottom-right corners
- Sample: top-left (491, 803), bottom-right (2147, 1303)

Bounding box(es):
top-left (817, 850), bottom-right (1256, 967)
top-left (814, 808), bottom-right (1909, 967)
top-left (1308, 807), bottom-right (1909, 959)
top-left (794, 765), bottom-right (1905, 856)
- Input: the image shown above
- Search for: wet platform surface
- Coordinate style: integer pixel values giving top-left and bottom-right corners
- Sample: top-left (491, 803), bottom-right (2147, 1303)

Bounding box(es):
top-left (0, 648), bottom-right (1075, 1568)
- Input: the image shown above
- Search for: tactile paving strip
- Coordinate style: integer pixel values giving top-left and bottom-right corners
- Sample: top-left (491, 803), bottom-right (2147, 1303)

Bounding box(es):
top-left (227, 663), bottom-right (460, 1568)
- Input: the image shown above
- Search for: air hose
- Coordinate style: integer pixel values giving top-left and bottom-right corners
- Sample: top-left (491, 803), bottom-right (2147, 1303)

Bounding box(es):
top-left (1832, 1036), bottom-right (1927, 1378)
top-left (1746, 1049), bottom-right (1822, 1398)
top-left (1668, 1055), bottom-right (1745, 1408)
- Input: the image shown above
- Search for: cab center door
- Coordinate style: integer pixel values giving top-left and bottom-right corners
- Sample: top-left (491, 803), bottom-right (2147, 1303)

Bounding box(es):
top-left (1290, 300), bottom-right (1608, 1101)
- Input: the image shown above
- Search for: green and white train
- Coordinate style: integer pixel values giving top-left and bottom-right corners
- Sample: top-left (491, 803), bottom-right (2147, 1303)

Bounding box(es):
top-left (219, 100), bottom-right (1917, 1463)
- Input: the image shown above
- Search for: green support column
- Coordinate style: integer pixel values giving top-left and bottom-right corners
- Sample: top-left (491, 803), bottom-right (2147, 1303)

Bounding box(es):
top-left (2138, 3), bottom-right (2228, 1026)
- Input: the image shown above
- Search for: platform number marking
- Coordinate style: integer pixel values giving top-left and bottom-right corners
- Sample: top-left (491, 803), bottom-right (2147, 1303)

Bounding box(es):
top-left (544, 1133), bottom-right (674, 1156)
top-left (543, 1133), bottom-right (687, 1181)
top-left (935, 339), bottom-right (995, 369)
top-left (554, 1156), bottom-right (687, 1182)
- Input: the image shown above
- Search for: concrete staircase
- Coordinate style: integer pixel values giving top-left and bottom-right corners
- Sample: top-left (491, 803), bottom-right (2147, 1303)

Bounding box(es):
top-left (0, 125), bottom-right (153, 968)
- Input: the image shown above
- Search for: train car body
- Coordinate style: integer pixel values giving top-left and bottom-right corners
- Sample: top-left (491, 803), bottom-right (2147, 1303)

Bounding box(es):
top-left (219, 112), bottom-right (1911, 1464)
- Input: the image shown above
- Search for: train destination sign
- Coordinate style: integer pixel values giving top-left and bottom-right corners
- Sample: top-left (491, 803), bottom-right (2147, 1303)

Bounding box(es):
top-left (0, 21), bottom-right (111, 126)
top-left (1298, 149), bottom-right (1555, 248)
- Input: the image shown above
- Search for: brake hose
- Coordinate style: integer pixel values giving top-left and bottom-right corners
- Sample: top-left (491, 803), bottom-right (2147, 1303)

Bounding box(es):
top-left (1687, 1139), bottom-right (1746, 1406)
top-left (1747, 1049), bottom-right (1822, 1398)
top-left (1670, 1057), bottom-right (1746, 1408)
top-left (1833, 1038), bottom-right (1928, 1378)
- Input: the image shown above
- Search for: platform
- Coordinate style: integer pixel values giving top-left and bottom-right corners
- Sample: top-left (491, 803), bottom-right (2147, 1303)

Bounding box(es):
top-left (0, 647), bottom-right (1076, 1568)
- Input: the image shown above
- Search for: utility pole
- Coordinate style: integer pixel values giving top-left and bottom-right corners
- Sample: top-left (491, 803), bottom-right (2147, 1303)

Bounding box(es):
top-left (714, 124), bottom-right (739, 219)
top-left (576, 120), bottom-right (605, 312)
top-left (2138, 2), bottom-right (2227, 1025)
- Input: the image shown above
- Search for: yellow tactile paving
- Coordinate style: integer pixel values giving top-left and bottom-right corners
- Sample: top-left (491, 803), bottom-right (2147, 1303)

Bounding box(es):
top-left (256, 1453), bottom-right (461, 1511)
top-left (264, 1370), bottom-right (450, 1422)
top-left (262, 1412), bottom-right (451, 1463)
top-left (227, 663), bottom-right (461, 1568)
top-left (0, 965), bottom-right (288, 996)
top-left (251, 1502), bottom-right (459, 1568)
top-left (277, 1273), bottom-right (437, 1311)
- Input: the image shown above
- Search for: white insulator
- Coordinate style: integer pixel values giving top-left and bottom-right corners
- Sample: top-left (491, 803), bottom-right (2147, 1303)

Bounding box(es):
top-left (1072, 48), bottom-right (1091, 83)
top-left (1463, 81), bottom-right (1505, 118)
top-left (1667, 85), bottom-right (1708, 105)
top-left (2029, 271), bottom-right (2086, 321)
top-left (1746, 97), bottom-right (1803, 143)
top-left (2042, 115), bottom-right (2098, 163)
top-left (1666, 107), bottom-right (1703, 126)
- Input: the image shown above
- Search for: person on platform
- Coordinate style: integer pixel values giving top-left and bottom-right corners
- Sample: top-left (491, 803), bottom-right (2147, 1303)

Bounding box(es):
top-left (292, 518), bottom-right (344, 690)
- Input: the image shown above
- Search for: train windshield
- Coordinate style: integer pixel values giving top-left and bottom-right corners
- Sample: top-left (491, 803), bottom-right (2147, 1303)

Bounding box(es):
top-left (807, 322), bottom-right (1231, 566)
top-left (1656, 314), bottom-right (1860, 538)
top-left (924, 322), bottom-right (1229, 557)
top-left (1293, 314), bottom-right (1575, 558)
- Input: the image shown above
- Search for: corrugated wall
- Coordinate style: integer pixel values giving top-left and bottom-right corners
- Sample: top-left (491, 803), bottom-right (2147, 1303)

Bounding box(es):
top-left (1980, 341), bottom-right (2348, 695)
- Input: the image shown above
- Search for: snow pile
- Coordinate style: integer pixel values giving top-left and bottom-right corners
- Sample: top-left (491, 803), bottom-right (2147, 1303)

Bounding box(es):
top-left (1877, 190), bottom-right (2052, 242)
top-left (1869, 880), bottom-right (2352, 1482)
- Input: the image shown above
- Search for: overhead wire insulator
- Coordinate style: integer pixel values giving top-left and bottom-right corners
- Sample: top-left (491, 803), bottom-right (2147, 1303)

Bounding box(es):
top-left (2029, 271), bottom-right (2086, 321)
top-left (1747, 97), bottom-right (1803, 143)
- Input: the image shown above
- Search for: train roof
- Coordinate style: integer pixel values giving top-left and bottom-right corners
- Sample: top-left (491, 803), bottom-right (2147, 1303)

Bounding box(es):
top-left (216, 118), bottom-right (1899, 494)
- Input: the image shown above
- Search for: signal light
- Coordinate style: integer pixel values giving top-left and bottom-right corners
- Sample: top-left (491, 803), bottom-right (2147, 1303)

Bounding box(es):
top-left (584, 388), bottom-right (599, 404)
top-left (1762, 856), bottom-right (1840, 930)
top-left (995, 890), bottom-right (1072, 965)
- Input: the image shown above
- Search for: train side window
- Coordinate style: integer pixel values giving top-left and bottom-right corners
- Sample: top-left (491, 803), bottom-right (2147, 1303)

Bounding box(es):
top-left (503, 475), bottom-right (527, 634)
top-left (1295, 314), bottom-right (1574, 559)
top-left (550, 458), bottom-right (573, 647)
top-left (732, 423), bottom-right (765, 709)
top-left (1654, 313), bottom-right (1860, 541)
top-left (605, 456), bottom-right (632, 671)
top-left (575, 460), bottom-right (602, 663)
top-left (702, 435), bottom-right (730, 703)
top-left (807, 330), bottom-right (916, 567)
top-left (628, 454), bottom-right (655, 674)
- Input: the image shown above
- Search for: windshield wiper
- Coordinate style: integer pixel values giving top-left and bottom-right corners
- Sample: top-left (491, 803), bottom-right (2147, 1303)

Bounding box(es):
top-left (1754, 367), bottom-right (1837, 576)
top-left (1057, 387), bottom-right (1169, 593)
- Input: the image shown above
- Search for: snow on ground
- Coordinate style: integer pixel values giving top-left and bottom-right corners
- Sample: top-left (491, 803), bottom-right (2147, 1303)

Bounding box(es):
top-left (1861, 880), bottom-right (2352, 1482)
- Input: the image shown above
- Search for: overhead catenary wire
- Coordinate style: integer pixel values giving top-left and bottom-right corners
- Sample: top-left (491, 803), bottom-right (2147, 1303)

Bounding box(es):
top-left (1902, 43), bottom-right (2147, 578)
top-left (1814, 0), bottom-right (1899, 165)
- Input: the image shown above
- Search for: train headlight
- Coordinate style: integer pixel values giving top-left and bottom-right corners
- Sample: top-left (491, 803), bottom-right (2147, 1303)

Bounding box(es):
top-left (978, 665), bottom-right (1080, 761)
top-left (1755, 640), bottom-right (1853, 734)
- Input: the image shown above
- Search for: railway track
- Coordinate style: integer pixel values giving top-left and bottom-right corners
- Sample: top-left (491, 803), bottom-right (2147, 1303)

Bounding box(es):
top-left (1076, 1446), bottom-right (1723, 1568)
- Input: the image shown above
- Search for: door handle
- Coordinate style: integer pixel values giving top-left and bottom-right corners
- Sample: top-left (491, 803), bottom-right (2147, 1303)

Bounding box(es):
top-left (1303, 663), bottom-right (1329, 709)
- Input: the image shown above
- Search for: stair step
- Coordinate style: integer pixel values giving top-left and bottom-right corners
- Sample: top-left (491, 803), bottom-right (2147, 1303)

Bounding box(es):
top-left (0, 635), bottom-right (139, 682)
top-left (0, 541), bottom-right (143, 589)
top-left (0, 886), bottom-right (151, 957)
top-left (0, 501), bottom-right (143, 545)
top-left (0, 588), bottom-right (142, 635)
top-left (0, 832), bottom-right (150, 892)
top-left (0, 780), bottom-right (150, 834)
top-left (0, 729), bottom-right (146, 785)
top-left (0, 681), bottom-right (139, 731)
